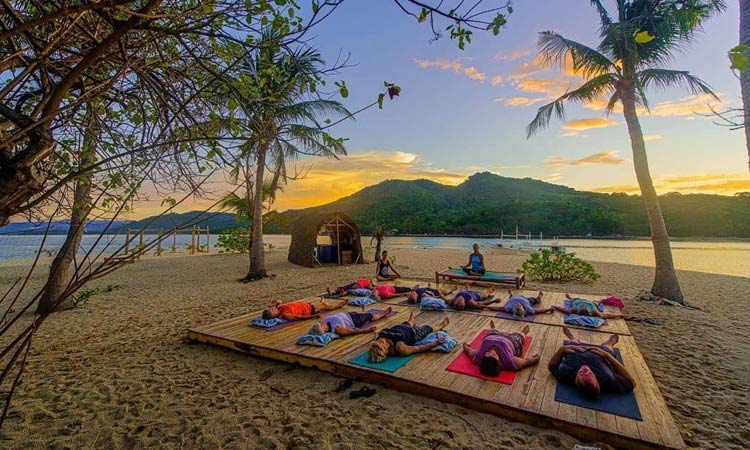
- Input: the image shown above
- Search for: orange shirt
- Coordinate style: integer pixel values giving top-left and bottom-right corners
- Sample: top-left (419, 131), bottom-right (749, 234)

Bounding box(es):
top-left (278, 301), bottom-right (312, 318)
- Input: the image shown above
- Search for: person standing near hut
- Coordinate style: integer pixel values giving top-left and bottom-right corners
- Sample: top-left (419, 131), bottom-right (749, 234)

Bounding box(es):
top-left (376, 250), bottom-right (401, 281)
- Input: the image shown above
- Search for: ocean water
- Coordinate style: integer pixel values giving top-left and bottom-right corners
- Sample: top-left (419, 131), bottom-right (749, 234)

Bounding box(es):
top-left (0, 234), bottom-right (747, 278)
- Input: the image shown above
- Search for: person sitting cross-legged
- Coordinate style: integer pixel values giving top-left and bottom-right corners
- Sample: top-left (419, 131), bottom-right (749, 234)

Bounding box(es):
top-left (368, 312), bottom-right (449, 363)
top-left (375, 250), bottom-right (401, 281)
top-left (261, 298), bottom-right (347, 322)
top-left (461, 320), bottom-right (540, 375)
top-left (308, 307), bottom-right (393, 338)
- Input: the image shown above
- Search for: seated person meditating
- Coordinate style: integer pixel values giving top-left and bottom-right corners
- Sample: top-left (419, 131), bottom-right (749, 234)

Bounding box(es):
top-left (548, 326), bottom-right (636, 399)
top-left (308, 307), bottom-right (393, 337)
top-left (445, 286), bottom-right (497, 311)
top-left (406, 285), bottom-right (457, 304)
top-left (482, 290), bottom-right (555, 317)
top-left (369, 283), bottom-right (417, 301)
top-left (461, 243), bottom-right (486, 275)
top-left (368, 312), bottom-right (449, 363)
top-left (555, 293), bottom-right (626, 319)
top-left (376, 251), bottom-right (401, 281)
top-left (262, 298), bottom-right (347, 322)
top-left (327, 278), bottom-right (374, 297)
top-left (461, 320), bottom-right (540, 375)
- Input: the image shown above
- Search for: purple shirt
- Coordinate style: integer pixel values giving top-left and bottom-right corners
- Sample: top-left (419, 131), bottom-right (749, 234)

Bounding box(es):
top-left (471, 333), bottom-right (518, 371)
top-left (324, 312), bottom-right (354, 333)
top-left (505, 296), bottom-right (534, 315)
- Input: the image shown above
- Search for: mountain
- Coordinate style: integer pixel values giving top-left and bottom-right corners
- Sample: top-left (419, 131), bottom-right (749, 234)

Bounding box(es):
top-left (125, 211), bottom-right (247, 232)
top-left (0, 219), bottom-right (132, 235)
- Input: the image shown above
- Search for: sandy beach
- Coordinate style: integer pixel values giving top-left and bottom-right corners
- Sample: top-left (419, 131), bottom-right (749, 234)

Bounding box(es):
top-left (0, 247), bottom-right (748, 450)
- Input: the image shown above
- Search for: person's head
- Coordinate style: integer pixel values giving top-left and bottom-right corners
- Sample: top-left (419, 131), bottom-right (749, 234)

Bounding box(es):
top-left (479, 349), bottom-right (501, 377)
top-left (261, 307), bottom-right (279, 320)
top-left (406, 291), bottom-right (419, 304)
top-left (472, 243), bottom-right (479, 253)
top-left (511, 303), bottom-right (526, 318)
top-left (575, 365), bottom-right (601, 399)
top-left (368, 338), bottom-right (391, 363)
top-left (308, 322), bottom-right (328, 335)
top-left (381, 250), bottom-right (388, 260)
top-left (453, 295), bottom-right (466, 311)
top-left (369, 290), bottom-right (381, 301)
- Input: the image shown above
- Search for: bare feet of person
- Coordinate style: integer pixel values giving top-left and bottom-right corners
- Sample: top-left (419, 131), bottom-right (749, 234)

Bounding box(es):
top-left (603, 334), bottom-right (619, 347)
top-left (384, 306), bottom-right (392, 316)
top-left (538, 291), bottom-right (544, 300)
top-left (565, 293), bottom-right (573, 300)
top-left (327, 287), bottom-right (332, 296)
top-left (563, 326), bottom-right (576, 341)
top-left (408, 311), bottom-right (416, 323)
top-left (522, 325), bottom-right (530, 335)
top-left (490, 320), bottom-right (496, 330)
top-left (507, 289), bottom-right (513, 297)
top-left (440, 317), bottom-right (450, 328)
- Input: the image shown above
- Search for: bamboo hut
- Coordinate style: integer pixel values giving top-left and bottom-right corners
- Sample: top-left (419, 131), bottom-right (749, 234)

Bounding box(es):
top-left (288, 211), bottom-right (364, 268)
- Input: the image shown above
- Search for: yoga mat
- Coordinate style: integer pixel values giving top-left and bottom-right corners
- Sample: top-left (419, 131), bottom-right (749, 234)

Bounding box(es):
top-left (348, 351), bottom-right (415, 373)
top-left (553, 342), bottom-right (642, 421)
top-left (445, 330), bottom-right (532, 385)
top-left (358, 309), bottom-right (397, 327)
top-left (251, 320), bottom-right (298, 331)
top-left (563, 299), bottom-right (608, 328)
top-left (448, 268), bottom-right (518, 282)
top-left (494, 310), bottom-right (535, 322)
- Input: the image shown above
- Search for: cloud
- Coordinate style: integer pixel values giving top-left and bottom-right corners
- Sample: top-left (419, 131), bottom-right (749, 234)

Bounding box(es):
top-left (544, 150), bottom-right (626, 168)
top-left (494, 96), bottom-right (546, 107)
top-left (646, 94), bottom-right (723, 117)
top-left (592, 172), bottom-right (750, 195)
top-left (508, 56), bottom-right (547, 80)
top-left (515, 76), bottom-right (578, 97)
top-left (495, 164), bottom-right (531, 170)
top-left (562, 118), bottom-right (620, 131)
top-left (414, 58), bottom-right (486, 82)
top-left (643, 134), bottom-right (662, 141)
top-left (495, 49), bottom-right (532, 61)
top-left (490, 75), bottom-right (504, 86)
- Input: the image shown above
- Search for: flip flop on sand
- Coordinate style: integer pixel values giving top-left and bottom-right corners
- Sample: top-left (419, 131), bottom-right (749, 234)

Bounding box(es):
top-left (335, 379), bottom-right (353, 392)
top-left (349, 386), bottom-right (376, 399)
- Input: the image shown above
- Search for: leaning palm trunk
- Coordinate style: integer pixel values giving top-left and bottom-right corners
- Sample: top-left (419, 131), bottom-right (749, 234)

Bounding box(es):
top-left (246, 146), bottom-right (268, 280)
top-left (620, 81), bottom-right (684, 303)
top-left (741, 0), bottom-right (750, 172)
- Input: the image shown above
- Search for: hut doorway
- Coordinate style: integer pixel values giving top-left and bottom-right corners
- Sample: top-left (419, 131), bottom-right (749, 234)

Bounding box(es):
top-left (288, 212), bottom-right (364, 268)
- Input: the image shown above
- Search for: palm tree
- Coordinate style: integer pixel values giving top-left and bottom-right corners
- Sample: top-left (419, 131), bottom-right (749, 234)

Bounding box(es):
top-left (231, 31), bottom-right (350, 280)
top-left (527, 0), bottom-right (725, 303)
top-left (740, 0), bottom-right (750, 172)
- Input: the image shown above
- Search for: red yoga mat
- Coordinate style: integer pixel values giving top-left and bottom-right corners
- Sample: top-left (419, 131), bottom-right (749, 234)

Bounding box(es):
top-left (445, 329), bottom-right (533, 385)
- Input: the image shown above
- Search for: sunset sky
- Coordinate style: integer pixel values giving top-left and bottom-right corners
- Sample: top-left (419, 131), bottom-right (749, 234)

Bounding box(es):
top-left (133, 0), bottom-right (749, 218)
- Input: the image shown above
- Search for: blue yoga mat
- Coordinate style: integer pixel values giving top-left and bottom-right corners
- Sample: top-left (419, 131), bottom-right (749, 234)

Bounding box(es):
top-left (348, 351), bottom-right (415, 373)
top-left (495, 310), bottom-right (535, 322)
top-left (448, 268), bottom-right (517, 281)
top-left (554, 343), bottom-right (642, 421)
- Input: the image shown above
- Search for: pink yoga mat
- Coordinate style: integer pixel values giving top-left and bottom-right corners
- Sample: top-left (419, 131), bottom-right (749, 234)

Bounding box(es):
top-left (445, 329), bottom-right (533, 385)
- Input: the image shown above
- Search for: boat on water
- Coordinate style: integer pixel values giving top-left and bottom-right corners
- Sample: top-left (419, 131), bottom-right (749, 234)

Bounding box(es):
top-left (497, 227), bottom-right (567, 253)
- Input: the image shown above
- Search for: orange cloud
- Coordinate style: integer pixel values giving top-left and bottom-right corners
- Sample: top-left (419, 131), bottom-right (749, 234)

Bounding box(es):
top-left (592, 172), bottom-right (750, 195)
top-left (490, 75), bottom-right (504, 86)
top-left (544, 150), bottom-right (626, 168)
top-left (509, 55), bottom-right (547, 80)
top-left (645, 94), bottom-right (723, 117)
top-left (414, 58), bottom-right (486, 82)
top-left (515, 76), bottom-right (578, 97)
top-left (643, 134), bottom-right (662, 141)
top-left (562, 118), bottom-right (620, 131)
top-left (495, 49), bottom-right (532, 61)
top-left (494, 96), bottom-right (546, 107)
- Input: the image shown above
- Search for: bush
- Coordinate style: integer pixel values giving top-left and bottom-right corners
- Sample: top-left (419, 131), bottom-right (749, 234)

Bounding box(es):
top-left (521, 249), bottom-right (600, 283)
top-left (216, 227), bottom-right (250, 253)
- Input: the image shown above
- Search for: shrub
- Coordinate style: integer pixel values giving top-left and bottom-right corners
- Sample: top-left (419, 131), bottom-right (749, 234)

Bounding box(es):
top-left (521, 249), bottom-right (600, 283)
top-left (216, 227), bottom-right (250, 253)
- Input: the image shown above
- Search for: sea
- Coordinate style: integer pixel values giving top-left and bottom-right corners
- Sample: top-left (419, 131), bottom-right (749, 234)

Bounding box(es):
top-left (0, 234), bottom-right (747, 278)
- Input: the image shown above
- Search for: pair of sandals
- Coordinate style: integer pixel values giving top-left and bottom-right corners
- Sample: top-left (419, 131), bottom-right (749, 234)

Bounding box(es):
top-left (335, 379), bottom-right (376, 399)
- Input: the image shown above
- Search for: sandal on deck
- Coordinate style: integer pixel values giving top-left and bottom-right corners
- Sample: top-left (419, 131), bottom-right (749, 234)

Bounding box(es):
top-left (335, 379), bottom-right (353, 392)
top-left (349, 386), bottom-right (376, 399)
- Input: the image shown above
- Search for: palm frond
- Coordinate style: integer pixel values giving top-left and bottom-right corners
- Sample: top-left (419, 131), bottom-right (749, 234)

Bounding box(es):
top-left (589, 0), bottom-right (613, 30)
top-left (538, 31), bottom-right (615, 78)
top-left (637, 68), bottom-right (718, 100)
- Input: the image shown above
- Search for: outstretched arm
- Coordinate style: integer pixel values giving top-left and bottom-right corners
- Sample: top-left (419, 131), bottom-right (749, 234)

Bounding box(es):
top-left (514, 354), bottom-right (540, 370)
top-left (534, 306), bottom-right (555, 314)
top-left (395, 338), bottom-right (444, 356)
top-left (590, 349), bottom-right (637, 388)
top-left (335, 326), bottom-right (373, 336)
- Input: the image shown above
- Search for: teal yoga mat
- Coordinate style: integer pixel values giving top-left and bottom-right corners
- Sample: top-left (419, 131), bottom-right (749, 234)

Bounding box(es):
top-left (348, 351), bottom-right (415, 373)
top-left (448, 268), bottom-right (516, 281)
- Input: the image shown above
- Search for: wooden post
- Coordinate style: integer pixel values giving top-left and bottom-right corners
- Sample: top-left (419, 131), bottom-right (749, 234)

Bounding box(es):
top-left (172, 229), bottom-right (177, 253)
top-left (125, 228), bottom-right (130, 253)
top-left (336, 217), bottom-right (341, 266)
top-left (206, 226), bottom-right (210, 253)
top-left (157, 228), bottom-right (163, 255)
top-left (191, 226), bottom-right (196, 255)
top-left (138, 229), bottom-right (144, 259)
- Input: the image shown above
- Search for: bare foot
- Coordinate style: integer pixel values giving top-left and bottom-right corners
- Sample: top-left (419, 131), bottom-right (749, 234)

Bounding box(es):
top-left (490, 320), bottom-right (496, 330)
top-left (522, 325), bottom-right (530, 335)
top-left (603, 334), bottom-right (619, 347)
top-left (440, 317), bottom-right (450, 328)
top-left (408, 311), bottom-right (416, 322)
top-left (508, 289), bottom-right (513, 297)
top-left (538, 291), bottom-right (544, 299)
top-left (562, 326), bottom-right (576, 341)
top-left (463, 342), bottom-right (472, 353)
top-left (327, 287), bottom-right (332, 296)
top-left (565, 293), bottom-right (573, 300)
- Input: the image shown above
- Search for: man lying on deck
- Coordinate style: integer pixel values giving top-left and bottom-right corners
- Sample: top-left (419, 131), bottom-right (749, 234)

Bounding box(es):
top-left (461, 320), bottom-right (540, 375)
top-left (444, 286), bottom-right (496, 311)
top-left (480, 290), bottom-right (555, 317)
top-left (554, 293), bottom-right (626, 319)
top-left (406, 285), bottom-right (457, 304)
top-left (368, 311), bottom-right (449, 362)
top-left (461, 243), bottom-right (486, 275)
top-left (261, 298), bottom-right (348, 322)
top-left (326, 278), bottom-right (374, 297)
top-left (376, 251), bottom-right (402, 281)
top-left (369, 283), bottom-right (418, 301)
top-left (308, 307), bottom-right (393, 337)
top-left (548, 326), bottom-right (636, 399)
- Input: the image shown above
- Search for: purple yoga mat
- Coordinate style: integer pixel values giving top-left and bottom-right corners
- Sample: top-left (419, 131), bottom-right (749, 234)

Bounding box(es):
top-left (494, 310), bottom-right (535, 322)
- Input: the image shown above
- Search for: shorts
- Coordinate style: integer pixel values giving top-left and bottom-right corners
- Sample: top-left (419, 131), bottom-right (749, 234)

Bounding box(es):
top-left (348, 312), bottom-right (373, 328)
top-left (309, 304), bottom-right (316, 315)
top-left (528, 297), bottom-right (541, 306)
top-left (412, 324), bottom-right (433, 342)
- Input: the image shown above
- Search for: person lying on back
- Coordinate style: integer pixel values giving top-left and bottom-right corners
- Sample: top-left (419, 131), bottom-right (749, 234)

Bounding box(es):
top-left (444, 285), bottom-right (496, 311)
top-left (308, 307), bottom-right (393, 337)
top-left (327, 278), bottom-right (374, 297)
top-left (554, 293), bottom-right (626, 319)
top-left (406, 285), bottom-right (457, 304)
top-left (261, 298), bottom-right (347, 322)
top-left (548, 326), bottom-right (636, 399)
top-left (369, 284), bottom-right (417, 301)
top-left (461, 320), bottom-right (540, 375)
top-left (461, 243), bottom-right (486, 275)
top-left (481, 290), bottom-right (555, 317)
top-left (368, 312), bottom-right (449, 363)
top-left (376, 251), bottom-right (401, 281)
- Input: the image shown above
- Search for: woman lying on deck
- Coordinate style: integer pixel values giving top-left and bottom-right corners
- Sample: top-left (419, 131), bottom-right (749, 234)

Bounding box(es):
top-left (462, 320), bottom-right (540, 375)
top-left (461, 243), bottom-right (486, 275)
top-left (376, 251), bottom-right (401, 281)
top-left (406, 285), bottom-right (457, 304)
top-left (368, 312), bottom-right (449, 363)
top-left (369, 284), bottom-right (418, 301)
top-left (261, 298), bottom-right (348, 321)
top-left (308, 307), bottom-right (393, 337)
top-left (554, 294), bottom-right (626, 319)
top-left (548, 327), bottom-right (636, 399)
top-left (444, 286), bottom-right (497, 311)
top-left (480, 290), bottom-right (555, 317)
top-left (326, 278), bottom-right (374, 297)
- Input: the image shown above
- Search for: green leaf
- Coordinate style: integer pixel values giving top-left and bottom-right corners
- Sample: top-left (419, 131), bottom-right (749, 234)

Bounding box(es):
top-left (417, 8), bottom-right (429, 23)
top-left (729, 44), bottom-right (750, 72)
top-left (377, 93), bottom-right (385, 109)
top-left (633, 29), bottom-right (655, 44)
top-left (261, 15), bottom-right (268, 26)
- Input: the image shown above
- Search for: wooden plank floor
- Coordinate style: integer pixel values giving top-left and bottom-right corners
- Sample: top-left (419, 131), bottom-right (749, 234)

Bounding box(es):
top-left (186, 291), bottom-right (684, 450)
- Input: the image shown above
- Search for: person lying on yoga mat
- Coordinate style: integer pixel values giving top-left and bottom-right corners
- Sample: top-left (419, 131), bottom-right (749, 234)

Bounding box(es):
top-left (461, 320), bottom-right (540, 375)
top-left (368, 312), bottom-right (449, 363)
top-left (444, 286), bottom-right (497, 311)
top-left (327, 278), bottom-right (374, 297)
top-left (308, 307), bottom-right (393, 337)
top-left (554, 294), bottom-right (626, 319)
top-left (548, 326), bottom-right (636, 399)
top-left (369, 283), bottom-right (417, 301)
top-left (481, 290), bottom-right (555, 317)
top-left (376, 251), bottom-right (401, 281)
top-left (261, 298), bottom-right (348, 321)
top-left (406, 285), bottom-right (458, 304)
top-left (461, 243), bottom-right (486, 275)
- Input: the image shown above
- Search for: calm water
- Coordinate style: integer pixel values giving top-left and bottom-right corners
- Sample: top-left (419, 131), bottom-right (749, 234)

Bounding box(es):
top-left (0, 234), bottom-right (747, 278)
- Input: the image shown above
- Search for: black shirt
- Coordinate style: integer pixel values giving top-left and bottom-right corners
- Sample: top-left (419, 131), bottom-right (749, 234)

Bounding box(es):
top-left (549, 349), bottom-right (634, 394)
top-left (377, 323), bottom-right (416, 346)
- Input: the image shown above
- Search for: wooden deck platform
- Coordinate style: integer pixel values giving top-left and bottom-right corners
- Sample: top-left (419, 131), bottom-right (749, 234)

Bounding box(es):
top-left (186, 290), bottom-right (684, 450)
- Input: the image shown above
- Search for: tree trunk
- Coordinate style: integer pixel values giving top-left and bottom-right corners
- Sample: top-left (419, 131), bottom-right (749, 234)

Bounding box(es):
top-left (246, 147), bottom-right (267, 280)
top-left (741, 0), bottom-right (750, 172)
top-left (620, 82), bottom-right (684, 303)
top-left (36, 124), bottom-right (97, 314)
top-left (374, 239), bottom-right (382, 263)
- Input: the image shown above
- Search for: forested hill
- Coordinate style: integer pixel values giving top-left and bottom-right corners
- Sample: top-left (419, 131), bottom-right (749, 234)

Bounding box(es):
top-left (280, 172), bottom-right (750, 238)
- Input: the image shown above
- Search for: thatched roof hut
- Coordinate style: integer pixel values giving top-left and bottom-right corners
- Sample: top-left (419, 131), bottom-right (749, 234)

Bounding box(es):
top-left (288, 211), bottom-right (364, 268)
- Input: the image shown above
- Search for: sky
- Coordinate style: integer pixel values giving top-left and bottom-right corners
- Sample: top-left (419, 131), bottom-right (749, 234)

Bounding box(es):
top-left (133, 0), bottom-right (750, 218)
